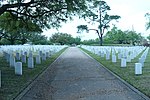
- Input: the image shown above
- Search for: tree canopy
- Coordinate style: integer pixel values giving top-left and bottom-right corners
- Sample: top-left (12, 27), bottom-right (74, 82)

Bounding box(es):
top-left (77, 0), bottom-right (120, 46)
top-left (0, 0), bottom-right (98, 45)
top-left (104, 26), bottom-right (144, 45)
top-left (0, 12), bottom-right (44, 44)
top-left (0, 0), bottom-right (95, 29)
top-left (145, 13), bottom-right (150, 30)
top-left (50, 32), bottom-right (81, 45)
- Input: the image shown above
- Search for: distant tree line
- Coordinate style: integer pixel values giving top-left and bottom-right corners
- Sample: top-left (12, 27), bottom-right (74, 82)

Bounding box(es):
top-left (103, 26), bottom-right (144, 45)
top-left (50, 33), bottom-right (81, 45)
top-left (82, 26), bottom-right (147, 46)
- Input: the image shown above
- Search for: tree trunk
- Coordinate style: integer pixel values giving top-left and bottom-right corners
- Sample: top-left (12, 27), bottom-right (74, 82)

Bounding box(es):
top-left (100, 34), bottom-right (103, 46)
top-left (97, 33), bottom-right (103, 46)
top-left (99, 6), bottom-right (102, 46)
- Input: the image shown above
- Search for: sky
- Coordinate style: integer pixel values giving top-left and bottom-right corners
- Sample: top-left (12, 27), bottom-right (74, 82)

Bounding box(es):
top-left (42, 0), bottom-right (150, 40)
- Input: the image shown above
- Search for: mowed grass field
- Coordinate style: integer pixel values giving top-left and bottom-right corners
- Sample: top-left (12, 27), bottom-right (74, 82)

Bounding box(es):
top-left (0, 47), bottom-right (67, 100)
top-left (80, 47), bottom-right (150, 98)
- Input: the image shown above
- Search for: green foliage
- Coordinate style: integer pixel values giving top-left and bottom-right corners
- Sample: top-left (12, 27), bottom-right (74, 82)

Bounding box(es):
top-left (0, 38), bottom-right (10, 45)
top-left (29, 33), bottom-right (48, 45)
top-left (0, 0), bottom-right (95, 29)
top-left (50, 33), bottom-right (74, 45)
top-left (145, 13), bottom-right (150, 30)
top-left (104, 26), bottom-right (126, 44)
top-left (77, 25), bottom-right (88, 33)
top-left (0, 0), bottom-right (101, 45)
top-left (88, 0), bottom-right (120, 30)
top-left (104, 26), bottom-right (144, 45)
top-left (77, 0), bottom-right (120, 46)
top-left (82, 38), bottom-right (99, 45)
top-left (0, 12), bottom-right (45, 45)
top-left (50, 33), bottom-right (81, 45)
top-left (147, 35), bottom-right (150, 41)
top-left (74, 37), bottom-right (81, 45)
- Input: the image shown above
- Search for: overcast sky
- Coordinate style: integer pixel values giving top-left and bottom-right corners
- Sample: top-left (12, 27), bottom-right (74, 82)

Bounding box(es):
top-left (42, 0), bottom-right (150, 40)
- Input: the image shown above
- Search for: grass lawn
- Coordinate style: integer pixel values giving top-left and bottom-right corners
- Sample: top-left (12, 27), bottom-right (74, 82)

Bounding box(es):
top-left (80, 47), bottom-right (150, 98)
top-left (0, 47), bottom-right (67, 100)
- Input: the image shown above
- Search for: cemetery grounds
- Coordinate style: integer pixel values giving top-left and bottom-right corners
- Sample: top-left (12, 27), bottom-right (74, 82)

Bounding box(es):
top-left (80, 46), bottom-right (150, 98)
top-left (0, 45), bottom-right (150, 99)
top-left (0, 45), bottom-right (67, 100)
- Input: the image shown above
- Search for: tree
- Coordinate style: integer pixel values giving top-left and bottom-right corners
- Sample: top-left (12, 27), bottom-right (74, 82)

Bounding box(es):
top-left (147, 35), bottom-right (150, 41)
top-left (0, 12), bottom-right (19, 44)
top-left (74, 37), bottom-right (81, 45)
top-left (0, 0), bottom-right (102, 45)
top-left (0, 0), bottom-right (95, 29)
top-left (50, 33), bottom-right (74, 45)
top-left (77, 0), bottom-right (120, 46)
top-left (104, 26), bottom-right (144, 45)
top-left (145, 13), bottom-right (150, 30)
top-left (17, 21), bottom-right (43, 44)
top-left (82, 39), bottom-right (99, 45)
top-left (0, 12), bottom-right (43, 44)
top-left (29, 33), bottom-right (48, 45)
top-left (125, 31), bottom-right (139, 45)
top-left (104, 26), bottom-right (126, 44)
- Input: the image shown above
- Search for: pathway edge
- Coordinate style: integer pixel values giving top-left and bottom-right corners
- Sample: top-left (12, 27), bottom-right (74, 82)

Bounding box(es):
top-left (14, 47), bottom-right (69, 100)
top-left (79, 48), bottom-right (150, 100)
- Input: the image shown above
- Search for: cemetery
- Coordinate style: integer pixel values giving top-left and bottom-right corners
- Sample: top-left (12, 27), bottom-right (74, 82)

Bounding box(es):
top-left (1, 45), bottom-right (149, 99)
top-left (1, 0), bottom-right (150, 99)
top-left (0, 45), bottom-right (67, 100)
top-left (1, 44), bottom-right (150, 99)
top-left (80, 45), bottom-right (150, 97)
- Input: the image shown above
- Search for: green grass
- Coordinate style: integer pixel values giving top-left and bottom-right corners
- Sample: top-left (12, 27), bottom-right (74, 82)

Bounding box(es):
top-left (80, 47), bottom-right (150, 98)
top-left (0, 47), bottom-right (67, 100)
top-left (85, 44), bottom-right (132, 46)
top-left (102, 44), bottom-right (132, 46)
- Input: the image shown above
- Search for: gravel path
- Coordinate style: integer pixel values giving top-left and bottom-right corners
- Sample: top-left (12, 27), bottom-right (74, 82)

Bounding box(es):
top-left (19, 47), bottom-right (148, 100)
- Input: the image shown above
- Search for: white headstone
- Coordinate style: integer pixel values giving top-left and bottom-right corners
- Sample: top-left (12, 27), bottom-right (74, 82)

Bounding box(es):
top-left (6, 53), bottom-right (10, 63)
top-left (127, 56), bottom-right (131, 62)
top-left (42, 53), bottom-right (46, 61)
top-left (24, 52), bottom-right (27, 56)
top-left (29, 52), bottom-right (33, 58)
top-left (36, 55), bottom-right (41, 64)
top-left (21, 55), bottom-right (26, 63)
top-left (121, 58), bottom-right (126, 67)
top-left (135, 63), bottom-right (142, 75)
top-left (16, 52), bottom-right (20, 60)
top-left (39, 51), bottom-right (42, 57)
top-left (10, 54), bottom-right (16, 67)
top-left (112, 55), bottom-right (116, 63)
top-left (15, 62), bottom-right (22, 75)
top-left (106, 53), bottom-right (110, 60)
top-left (101, 52), bottom-right (105, 57)
top-left (46, 52), bottom-right (49, 58)
top-left (28, 57), bottom-right (34, 68)
top-left (118, 53), bottom-right (121, 59)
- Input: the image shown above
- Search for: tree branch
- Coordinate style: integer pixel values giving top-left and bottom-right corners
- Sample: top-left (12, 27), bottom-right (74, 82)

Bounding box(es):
top-left (89, 29), bottom-right (99, 34)
top-left (6, 6), bottom-right (68, 19)
top-left (0, 0), bottom-right (35, 15)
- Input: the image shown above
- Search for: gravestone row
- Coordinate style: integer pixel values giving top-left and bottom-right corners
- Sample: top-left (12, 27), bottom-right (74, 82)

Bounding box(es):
top-left (0, 45), bottom-right (67, 88)
top-left (81, 45), bottom-right (148, 75)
